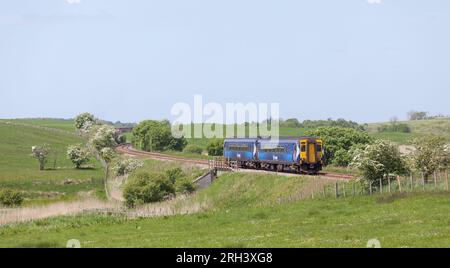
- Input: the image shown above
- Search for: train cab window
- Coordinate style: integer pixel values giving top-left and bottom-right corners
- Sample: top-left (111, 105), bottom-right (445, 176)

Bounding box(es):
top-left (300, 144), bottom-right (306, 152)
top-left (317, 144), bottom-right (322, 152)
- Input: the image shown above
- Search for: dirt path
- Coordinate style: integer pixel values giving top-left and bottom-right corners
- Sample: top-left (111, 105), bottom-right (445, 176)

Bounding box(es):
top-left (0, 196), bottom-right (209, 226)
top-left (0, 198), bottom-right (119, 226)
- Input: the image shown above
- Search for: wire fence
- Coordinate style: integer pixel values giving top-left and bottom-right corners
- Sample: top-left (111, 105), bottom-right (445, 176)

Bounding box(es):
top-left (309, 171), bottom-right (449, 199)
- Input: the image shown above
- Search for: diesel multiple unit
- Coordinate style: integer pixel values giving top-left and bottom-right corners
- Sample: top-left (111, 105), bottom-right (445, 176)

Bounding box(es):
top-left (223, 137), bottom-right (324, 174)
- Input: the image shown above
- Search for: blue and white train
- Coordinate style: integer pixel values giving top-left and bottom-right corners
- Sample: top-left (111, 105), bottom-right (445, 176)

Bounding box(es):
top-left (223, 137), bottom-right (324, 174)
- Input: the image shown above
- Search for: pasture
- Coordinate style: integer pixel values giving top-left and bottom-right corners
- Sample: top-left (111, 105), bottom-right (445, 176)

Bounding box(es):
top-left (0, 121), bottom-right (105, 205)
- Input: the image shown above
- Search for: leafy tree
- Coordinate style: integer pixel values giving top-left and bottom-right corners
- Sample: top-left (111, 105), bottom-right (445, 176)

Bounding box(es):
top-left (117, 135), bottom-right (127, 144)
top-left (166, 134), bottom-right (188, 151)
top-left (123, 172), bottom-right (175, 208)
top-left (175, 177), bottom-right (196, 194)
top-left (31, 144), bottom-right (51, 170)
top-left (165, 167), bottom-right (184, 184)
top-left (351, 140), bottom-right (408, 187)
top-left (206, 139), bottom-right (224, 156)
top-left (281, 118), bottom-right (302, 128)
top-left (75, 113), bottom-right (96, 133)
top-left (407, 111), bottom-right (429, 121)
top-left (132, 120), bottom-right (187, 152)
top-left (97, 147), bottom-right (116, 198)
top-left (333, 149), bottom-right (353, 167)
top-left (89, 125), bottom-right (118, 152)
top-left (302, 118), bottom-right (365, 131)
top-left (409, 137), bottom-right (450, 182)
top-left (113, 157), bottom-right (143, 176)
top-left (305, 127), bottom-right (372, 165)
top-left (183, 144), bottom-right (203, 154)
top-left (67, 144), bottom-right (91, 169)
top-left (377, 118), bottom-right (411, 133)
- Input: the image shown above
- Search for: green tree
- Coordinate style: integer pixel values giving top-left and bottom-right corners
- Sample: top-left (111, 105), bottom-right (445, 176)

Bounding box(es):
top-left (31, 143), bottom-right (51, 170)
top-left (75, 112), bottom-right (96, 133)
top-left (281, 118), bottom-right (302, 128)
top-left (183, 144), bottom-right (203, 154)
top-left (87, 124), bottom-right (119, 199)
top-left (175, 177), bottom-right (196, 194)
top-left (409, 137), bottom-right (450, 182)
top-left (351, 140), bottom-right (408, 187)
top-left (377, 118), bottom-right (411, 133)
top-left (113, 157), bottom-right (144, 176)
top-left (305, 127), bottom-right (372, 166)
top-left (206, 139), bottom-right (224, 156)
top-left (132, 120), bottom-right (187, 152)
top-left (89, 125), bottom-right (118, 152)
top-left (123, 172), bottom-right (175, 208)
top-left (165, 167), bottom-right (184, 183)
top-left (407, 111), bottom-right (429, 121)
top-left (67, 144), bottom-right (91, 169)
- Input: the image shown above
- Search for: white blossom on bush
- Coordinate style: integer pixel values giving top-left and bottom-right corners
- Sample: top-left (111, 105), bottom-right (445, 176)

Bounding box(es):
top-left (31, 144), bottom-right (51, 170)
top-left (114, 157), bottom-right (144, 176)
top-left (67, 144), bottom-right (90, 169)
top-left (89, 125), bottom-right (118, 152)
top-left (75, 113), bottom-right (96, 134)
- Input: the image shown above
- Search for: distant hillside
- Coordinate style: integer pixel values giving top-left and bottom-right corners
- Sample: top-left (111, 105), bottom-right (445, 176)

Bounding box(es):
top-left (0, 118), bottom-right (76, 132)
top-left (366, 118), bottom-right (450, 144)
top-left (367, 117), bottom-right (450, 135)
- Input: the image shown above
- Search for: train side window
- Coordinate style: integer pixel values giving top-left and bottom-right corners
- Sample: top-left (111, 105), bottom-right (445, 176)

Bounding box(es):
top-left (317, 144), bottom-right (322, 151)
top-left (260, 145), bottom-right (286, 153)
top-left (229, 144), bottom-right (250, 151)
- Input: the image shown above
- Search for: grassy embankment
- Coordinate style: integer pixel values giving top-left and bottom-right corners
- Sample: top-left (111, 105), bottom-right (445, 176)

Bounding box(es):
top-left (0, 172), bottom-right (448, 247)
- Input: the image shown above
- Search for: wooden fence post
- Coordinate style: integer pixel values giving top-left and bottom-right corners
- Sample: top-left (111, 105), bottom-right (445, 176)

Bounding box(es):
top-left (343, 183), bottom-right (346, 198)
top-left (397, 176), bottom-right (402, 193)
top-left (422, 173), bottom-right (425, 191)
top-left (434, 172), bottom-right (437, 190)
top-left (369, 181), bottom-right (372, 195)
top-left (446, 170), bottom-right (449, 192)
top-left (335, 182), bottom-right (338, 198)
top-left (410, 174), bottom-right (413, 192)
top-left (323, 186), bottom-right (326, 198)
top-left (352, 182), bottom-right (356, 197)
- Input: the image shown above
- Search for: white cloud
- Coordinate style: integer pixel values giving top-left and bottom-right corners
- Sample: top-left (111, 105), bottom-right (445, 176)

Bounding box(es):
top-left (66, 0), bottom-right (81, 4)
top-left (367, 0), bottom-right (382, 4)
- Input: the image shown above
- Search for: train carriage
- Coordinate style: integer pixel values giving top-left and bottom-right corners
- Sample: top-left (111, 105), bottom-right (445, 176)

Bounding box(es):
top-left (257, 139), bottom-right (298, 171)
top-left (223, 136), bottom-right (324, 174)
top-left (223, 138), bottom-right (257, 164)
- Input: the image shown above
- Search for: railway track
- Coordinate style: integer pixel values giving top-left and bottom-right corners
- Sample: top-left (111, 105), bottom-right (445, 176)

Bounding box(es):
top-left (116, 144), bottom-right (209, 166)
top-left (116, 144), bottom-right (354, 181)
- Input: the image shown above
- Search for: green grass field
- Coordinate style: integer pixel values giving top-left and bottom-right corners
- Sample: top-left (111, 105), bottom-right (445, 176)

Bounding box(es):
top-left (0, 121), bottom-right (105, 205)
top-left (0, 118), bottom-right (76, 132)
top-left (0, 172), bottom-right (448, 248)
top-left (0, 118), bottom-right (449, 248)
top-left (366, 118), bottom-right (450, 143)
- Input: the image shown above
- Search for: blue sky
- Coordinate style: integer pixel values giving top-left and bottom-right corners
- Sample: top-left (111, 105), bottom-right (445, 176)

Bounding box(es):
top-left (0, 0), bottom-right (449, 123)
